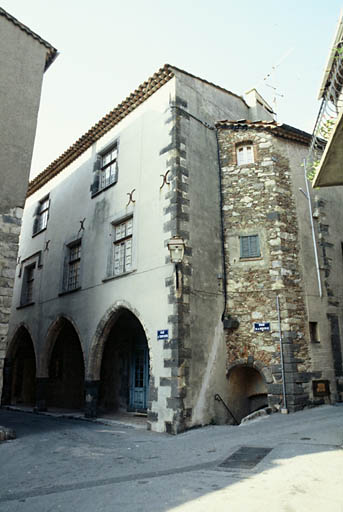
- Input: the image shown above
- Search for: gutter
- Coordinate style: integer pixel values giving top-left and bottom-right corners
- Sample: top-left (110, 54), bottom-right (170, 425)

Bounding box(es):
top-left (215, 129), bottom-right (228, 321)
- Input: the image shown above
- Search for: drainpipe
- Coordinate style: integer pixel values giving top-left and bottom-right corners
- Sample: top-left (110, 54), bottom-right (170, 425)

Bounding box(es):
top-left (215, 128), bottom-right (228, 322)
top-left (300, 159), bottom-right (323, 298)
top-left (276, 296), bottom-right (288, 413)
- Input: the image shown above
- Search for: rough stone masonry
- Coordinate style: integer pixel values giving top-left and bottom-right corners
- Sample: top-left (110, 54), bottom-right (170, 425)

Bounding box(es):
top-left (217, 121), bottom-right (320, 413)
top-left (0, 207), bottom-right (23, 395)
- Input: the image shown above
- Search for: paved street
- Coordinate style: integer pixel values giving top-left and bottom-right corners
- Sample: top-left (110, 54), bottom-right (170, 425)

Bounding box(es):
top-left (0, 405), bottom-right (342, 511)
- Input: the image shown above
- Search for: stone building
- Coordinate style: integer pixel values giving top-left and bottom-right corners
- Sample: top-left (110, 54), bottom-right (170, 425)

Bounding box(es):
top-left (2, 64), bottom-right (342, 433)
top-left (0, 8), bottom-right (57, 396)
top-left (217, 120), bottom-right (343, 421)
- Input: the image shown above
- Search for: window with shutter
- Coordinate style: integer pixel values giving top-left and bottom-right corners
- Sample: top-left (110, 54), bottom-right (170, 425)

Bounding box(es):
top-left (237, 143), bottom-right (254, 165)
top-left (101, 145), bottom-right (118, 188)
top-left (240, 235), bottom-right (260, 258)
top-left (91, 144), bottom-right (118, 196)
top-left (21, 264), bottom-right (36, 305)
top-left (33, 196), bottom-right (50, 235)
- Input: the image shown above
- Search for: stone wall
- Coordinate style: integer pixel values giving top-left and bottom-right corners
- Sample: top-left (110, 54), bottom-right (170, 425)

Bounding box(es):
top-left (0, 207), bottom-right (23, 394)
top-left (218, 124), bottom-right (315, 413)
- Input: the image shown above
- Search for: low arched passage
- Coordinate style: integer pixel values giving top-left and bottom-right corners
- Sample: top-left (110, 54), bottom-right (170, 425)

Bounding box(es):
top-left (227, 362), bottom-right (268, 423)
top-left (4, 325), bottom-right (36, 406)
top-left (45, 317), bottom-right (85, 410)
top-left (89, 304), bottom-right (150, 414)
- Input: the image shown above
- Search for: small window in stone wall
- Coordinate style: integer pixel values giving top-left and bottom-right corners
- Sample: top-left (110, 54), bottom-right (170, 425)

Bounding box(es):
top-left (236, 143), bottom-right (254, 165)
top-left (309, 322), bottom-right (320, 343)
top-left (240, 235), bottom-right (260, 259)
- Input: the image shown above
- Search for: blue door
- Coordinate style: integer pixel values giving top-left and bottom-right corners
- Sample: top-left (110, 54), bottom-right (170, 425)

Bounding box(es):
top-left (129, 343), bottom-right (149, 411)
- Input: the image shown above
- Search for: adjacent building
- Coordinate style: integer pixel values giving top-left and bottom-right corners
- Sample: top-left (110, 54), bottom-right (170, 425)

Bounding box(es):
top-left (312, 13), bottom-right (343, 187)
top-left (2, 63), bottom-right (342, 433)
top-left (218, 120), bottom-right (343, 419)
top-left (0, 8), bottom-right (57, 397)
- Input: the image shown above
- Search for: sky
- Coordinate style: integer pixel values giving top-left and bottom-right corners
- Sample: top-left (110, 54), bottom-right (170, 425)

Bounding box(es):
top-left (2, 0), bottom-right (342, 179)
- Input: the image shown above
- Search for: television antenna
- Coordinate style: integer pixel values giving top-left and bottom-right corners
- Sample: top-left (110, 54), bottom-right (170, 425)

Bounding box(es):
top-left (258, 48), bottom-right (295, 119)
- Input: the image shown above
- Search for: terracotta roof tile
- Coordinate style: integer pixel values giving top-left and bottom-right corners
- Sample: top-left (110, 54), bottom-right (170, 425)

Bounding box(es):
top-left (27, 65), bottom-right (175, 196)
top-left (27, 65), bottom-right (249, 197)
top-left (216, 119), bottom-right (311, 144)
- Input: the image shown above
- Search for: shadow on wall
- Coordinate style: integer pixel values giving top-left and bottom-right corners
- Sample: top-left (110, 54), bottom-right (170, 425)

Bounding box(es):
top-left (48, 321), bottom-right (85, 410)
top-left (98, 309), bottom-right (149, 414)
top-left (2, 326), bottom-right (36, 407)
top-left (227, 365), bottom-right (268, 423)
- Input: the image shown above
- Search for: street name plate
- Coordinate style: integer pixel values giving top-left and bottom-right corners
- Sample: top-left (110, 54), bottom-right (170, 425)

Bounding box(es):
top-left (157, 329), bottom-right (169, 340)
top-left (254, 322), bottom-right (270, 332)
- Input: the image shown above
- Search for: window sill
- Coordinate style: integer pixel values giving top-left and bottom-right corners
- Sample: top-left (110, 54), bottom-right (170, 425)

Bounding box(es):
top-left (239, 256), bottom-right (263, 262)
top-left (32, 227), bottom-right (47, 238)
top-left (91, 181), bottom-right (116, 198)
top-left (102, 269), bottom-right (136, 283)
top-left (58, 287), bottom-right (82, 296)
top-left (17, 302), bottom-right (35, 309)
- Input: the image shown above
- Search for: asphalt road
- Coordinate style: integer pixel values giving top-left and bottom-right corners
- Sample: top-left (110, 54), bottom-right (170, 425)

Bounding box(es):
top-left (0, 405), bottom-right (342, 511)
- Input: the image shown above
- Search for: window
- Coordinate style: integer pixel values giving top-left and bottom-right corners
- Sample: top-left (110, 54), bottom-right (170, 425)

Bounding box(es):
top-left (237, 144), bottom-right (254, 165)
top-left (240, 235), bottom-right (260, 258)
top-left (66, 241), bottom-right (81, 291)
top-left (100, 146), bottom-right (118, 189)
top-left (113, 218), bottom-right (133, 275)
top-left (309, 322), bottom-right (320, 343)
top-left (33, 196), bottom-right (50, 235)
top-left (91, 145), bottom-right (118, 196)
top-left (21, 264), bottom-right (35, 305)
top-left (61, 240), bottom-right (81, 293)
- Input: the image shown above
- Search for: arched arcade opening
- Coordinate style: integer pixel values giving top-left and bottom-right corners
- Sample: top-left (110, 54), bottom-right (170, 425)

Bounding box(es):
top-left (3, 326), bottom-right (36, 406)
top-left (98, 309), bottom-right (150, 414)
top-left (227, 365), bottom-right (268, 423)
top-left (47, 319), bottom-right (85, 410)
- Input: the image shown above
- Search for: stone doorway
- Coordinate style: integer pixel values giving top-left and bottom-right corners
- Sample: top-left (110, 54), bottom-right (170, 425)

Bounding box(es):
top-left (98, 309), bottom-right (149, 414)
top-left (227, 365), bottom-right (268, 423)
top-left (47, 319), bottom-right (85, 409)
top-left (3, 327), bottom-right (36, 406)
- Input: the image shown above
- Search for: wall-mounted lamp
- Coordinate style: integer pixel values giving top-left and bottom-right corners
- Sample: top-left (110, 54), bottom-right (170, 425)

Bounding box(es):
top-left (167, 236), bottom-right (185, 263)
top-left (167, 236), bottom-right (185, 291)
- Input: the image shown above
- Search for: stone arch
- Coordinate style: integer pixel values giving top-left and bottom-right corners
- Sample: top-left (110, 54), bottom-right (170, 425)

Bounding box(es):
top-left (41, 314), bottom-right (84, 378)
top-left (2, 324), bottom-right (37, 406)
top-left (226, 358), bottom-right (270, 423)
top-left (6, 322), bottom-right (36, 361)
top-left (44, 315), bottom-right (85, 410)
top-left (87, 300), bottom-right (152, 381)
top-left (227, 358), bottom-right (273, 385)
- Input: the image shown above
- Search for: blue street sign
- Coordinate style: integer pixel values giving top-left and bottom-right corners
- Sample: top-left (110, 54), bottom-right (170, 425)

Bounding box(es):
top-left (157, 329), bottom-right (169, 340)
top-left (254, 322), bottom-right (270, 332)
